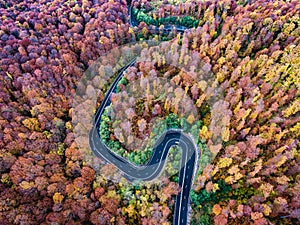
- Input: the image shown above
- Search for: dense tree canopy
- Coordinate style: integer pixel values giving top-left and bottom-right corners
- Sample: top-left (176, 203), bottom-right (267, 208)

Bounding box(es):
top-left (0, 0), bottom-right (299, 224)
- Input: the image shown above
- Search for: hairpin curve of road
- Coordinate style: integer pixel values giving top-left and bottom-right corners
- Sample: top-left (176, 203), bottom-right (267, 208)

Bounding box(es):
top-left (89, 1), bottom-right (201, 224)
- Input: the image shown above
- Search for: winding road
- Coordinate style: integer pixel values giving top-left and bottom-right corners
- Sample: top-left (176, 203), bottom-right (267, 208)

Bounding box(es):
top-left (89, 2), bottom-right (200, 225)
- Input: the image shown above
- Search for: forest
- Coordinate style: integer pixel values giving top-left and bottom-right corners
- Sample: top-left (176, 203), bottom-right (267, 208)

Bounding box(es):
top-left (0, 0), bottom-right (300, 225)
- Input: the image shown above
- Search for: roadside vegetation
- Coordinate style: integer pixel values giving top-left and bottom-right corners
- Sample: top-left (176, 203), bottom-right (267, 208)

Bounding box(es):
top-left (1, 0), bottom-right (299, 224)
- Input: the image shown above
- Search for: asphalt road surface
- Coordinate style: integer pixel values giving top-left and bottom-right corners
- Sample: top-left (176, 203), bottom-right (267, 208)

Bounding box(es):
top-left (90, 2), bottom-right (200, 225)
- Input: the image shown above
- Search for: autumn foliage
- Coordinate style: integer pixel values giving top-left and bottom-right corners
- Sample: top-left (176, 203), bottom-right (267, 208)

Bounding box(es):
top-left (0, 0), bottom-right (300, 224)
